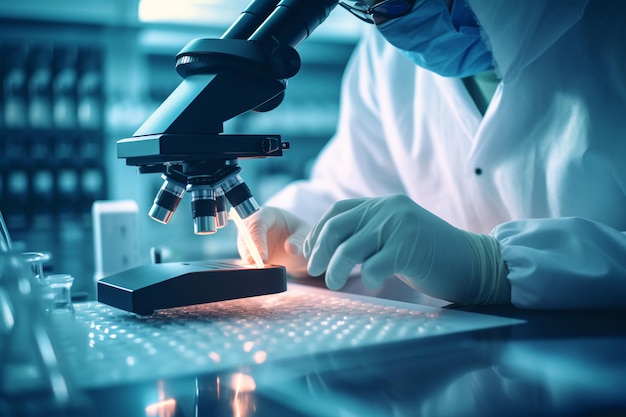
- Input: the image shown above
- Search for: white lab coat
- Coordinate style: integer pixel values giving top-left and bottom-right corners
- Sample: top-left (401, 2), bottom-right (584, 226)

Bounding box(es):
top-left (266, 0), bottom-right (626, 309)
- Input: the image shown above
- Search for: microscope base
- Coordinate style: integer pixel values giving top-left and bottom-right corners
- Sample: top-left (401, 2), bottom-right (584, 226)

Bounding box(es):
top-left (97, 260), bottom-right (286, 315)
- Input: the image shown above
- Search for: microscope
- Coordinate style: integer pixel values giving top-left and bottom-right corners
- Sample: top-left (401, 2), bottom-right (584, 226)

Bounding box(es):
top-left (98, 0), bottom-right (340, 315)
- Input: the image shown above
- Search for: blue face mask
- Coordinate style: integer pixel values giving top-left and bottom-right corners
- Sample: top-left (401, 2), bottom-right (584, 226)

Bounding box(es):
top-left (377, 0), bottom-right (493, 78)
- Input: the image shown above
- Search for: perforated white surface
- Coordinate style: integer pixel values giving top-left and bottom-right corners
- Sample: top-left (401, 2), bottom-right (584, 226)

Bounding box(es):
top-left (55, 284), bottom-right (520, 388)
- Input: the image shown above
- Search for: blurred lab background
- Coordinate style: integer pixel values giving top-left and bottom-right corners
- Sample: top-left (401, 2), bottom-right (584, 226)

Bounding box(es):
top-left (0, 0), bottom-right (361, 300)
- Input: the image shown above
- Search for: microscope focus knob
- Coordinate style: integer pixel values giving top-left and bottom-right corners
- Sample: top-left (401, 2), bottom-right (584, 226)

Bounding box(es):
top-left (269, 45), bottom-right (301, 79)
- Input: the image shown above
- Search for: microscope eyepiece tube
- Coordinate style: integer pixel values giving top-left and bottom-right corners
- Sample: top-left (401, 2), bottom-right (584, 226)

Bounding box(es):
top-left (249, 0), bottom-right (338, 48)
top-left (221, 174), bottom-right (260, 219)
top-left (221, 0), bottom-right (281, 40)
top-left (188, 184), bottom-right (217, 235)
top-left (149, 174), bottom-right (187, 224)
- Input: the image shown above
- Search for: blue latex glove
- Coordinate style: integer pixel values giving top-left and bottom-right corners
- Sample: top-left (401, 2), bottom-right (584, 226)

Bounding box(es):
top-left (303, 195), bottom-right (511, 305)
top-left (239, 207), bottom-right (311, 277)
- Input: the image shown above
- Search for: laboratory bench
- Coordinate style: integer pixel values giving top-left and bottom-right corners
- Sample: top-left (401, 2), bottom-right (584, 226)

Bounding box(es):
top-left (3, 276), bottom-right (626, 417)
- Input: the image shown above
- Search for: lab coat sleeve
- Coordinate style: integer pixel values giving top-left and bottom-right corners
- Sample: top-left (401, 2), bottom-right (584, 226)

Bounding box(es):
top-left (493, 218), bottom-right (626, 309)
top-left (265, 27), bottom-right (405, 225)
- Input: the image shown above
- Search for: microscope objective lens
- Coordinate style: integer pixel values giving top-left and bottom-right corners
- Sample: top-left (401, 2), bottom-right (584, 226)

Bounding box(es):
top-left (222, 175), bottom-right (260, 219)
top-left (189, 185), bottom-right (217, 234)
top-left (149, 175), bottom-right (186, 224)
top-left (215, 187), bottom-right (229, 228)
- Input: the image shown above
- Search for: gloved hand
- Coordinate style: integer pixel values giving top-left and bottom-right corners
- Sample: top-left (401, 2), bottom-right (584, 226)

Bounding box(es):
top-left (303, 195), bottom-right (511, 305)
top-left (239, 207), bottom-right (312, 277)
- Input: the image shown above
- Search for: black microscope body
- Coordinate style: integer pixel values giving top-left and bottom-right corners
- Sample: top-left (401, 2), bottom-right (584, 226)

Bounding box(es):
top-left (98, 0), bottom-right (340, 314)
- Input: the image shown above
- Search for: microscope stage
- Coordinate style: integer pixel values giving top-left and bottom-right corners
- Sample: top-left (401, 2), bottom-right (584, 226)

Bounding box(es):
top-left (97, 260), bottom-right (286, 315)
